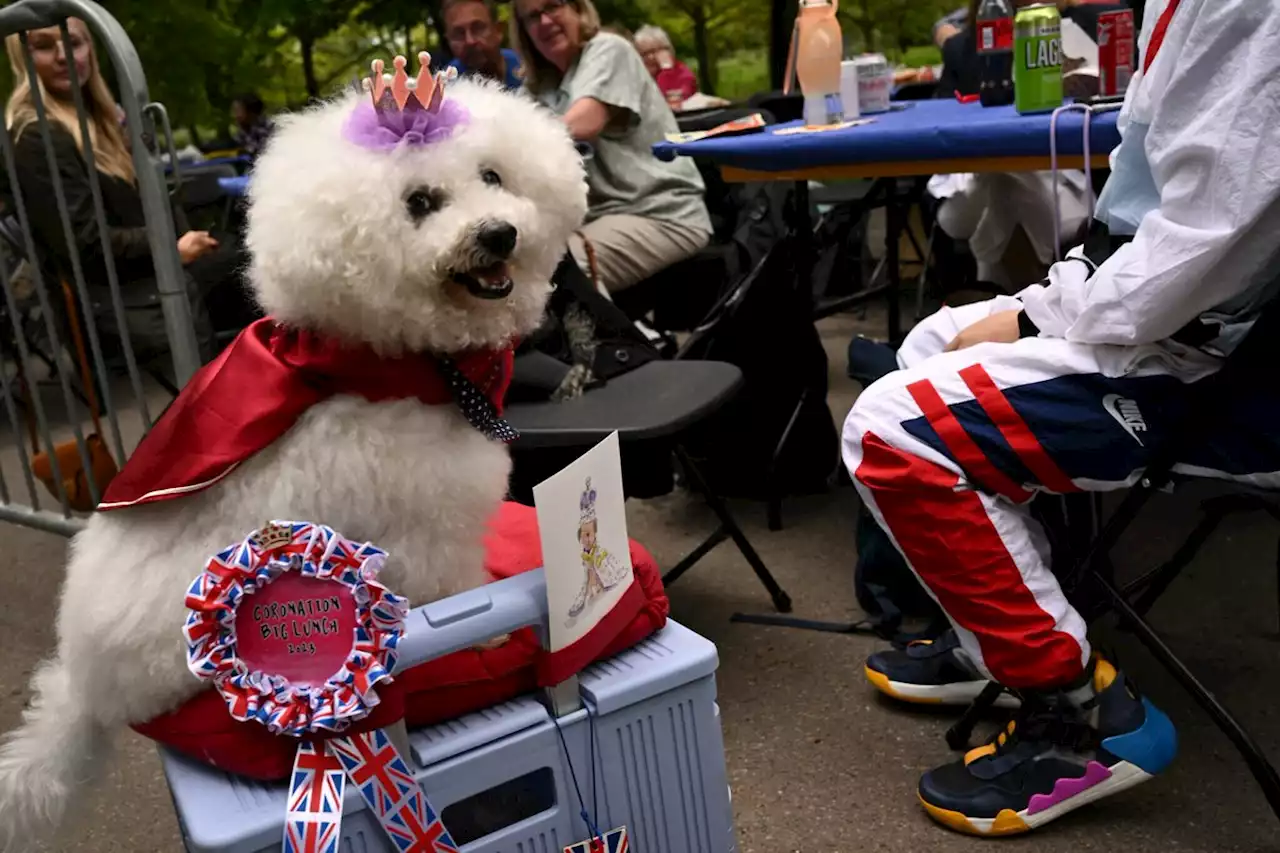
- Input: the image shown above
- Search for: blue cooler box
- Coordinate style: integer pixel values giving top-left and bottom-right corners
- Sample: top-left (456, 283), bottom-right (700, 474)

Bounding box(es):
top-left (161, 569), bottom-right (739, 852)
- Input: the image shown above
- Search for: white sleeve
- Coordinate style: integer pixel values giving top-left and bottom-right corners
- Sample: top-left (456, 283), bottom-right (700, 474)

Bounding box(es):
top-left (1020, 0), bottom-right (1280, 346)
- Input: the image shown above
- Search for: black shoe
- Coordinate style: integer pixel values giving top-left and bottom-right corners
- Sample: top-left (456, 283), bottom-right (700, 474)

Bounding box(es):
top-left (865, 629), bottom-right (1020, 708)
top-left (918, 657), bottom-right (1177, 836)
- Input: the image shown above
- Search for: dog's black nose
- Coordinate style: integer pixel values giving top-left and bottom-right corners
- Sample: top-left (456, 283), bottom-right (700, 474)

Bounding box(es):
top-left (477, 221), bottom-right (518, 259)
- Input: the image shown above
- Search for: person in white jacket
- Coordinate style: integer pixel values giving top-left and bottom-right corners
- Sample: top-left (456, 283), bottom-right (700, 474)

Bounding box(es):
top-left (929, 6), bottom-right (1107, 290)
top-left (845, 0), bottom-right (1280, 836)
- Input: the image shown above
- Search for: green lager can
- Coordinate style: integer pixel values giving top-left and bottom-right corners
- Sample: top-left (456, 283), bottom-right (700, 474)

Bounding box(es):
top-left (1014, 2), bottom-right (1063, 114)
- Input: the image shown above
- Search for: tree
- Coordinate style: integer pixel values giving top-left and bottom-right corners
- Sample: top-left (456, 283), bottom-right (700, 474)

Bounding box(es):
top-left (591, 0), bottom-right (652, 32)
top-left (837, 0), bottom-right (958, 57)
top-left (107, 0), bottom-right (248, 130)
top-left (356, 0), bottom-right (444, 65)
top-left (644, 0), bottom-right (768, 94)
top-left (255, 0), bottom-right (364, 100)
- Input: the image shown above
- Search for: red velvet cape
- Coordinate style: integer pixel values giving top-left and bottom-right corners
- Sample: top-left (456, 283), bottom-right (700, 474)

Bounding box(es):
top-left (98, 318), bottom-right (513, 511)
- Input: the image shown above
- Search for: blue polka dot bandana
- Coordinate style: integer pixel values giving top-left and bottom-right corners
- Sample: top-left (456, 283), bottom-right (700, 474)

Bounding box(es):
top-left (435, 355), bottom-right (520, 443)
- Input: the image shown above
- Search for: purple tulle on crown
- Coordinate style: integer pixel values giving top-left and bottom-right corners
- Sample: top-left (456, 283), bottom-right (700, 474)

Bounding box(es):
top-left (341, 52), bottom-right (469, 151)
top-left (342, 99), bottom-right (469, 150)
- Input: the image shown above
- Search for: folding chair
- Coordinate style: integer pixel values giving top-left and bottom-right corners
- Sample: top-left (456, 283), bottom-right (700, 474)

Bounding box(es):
top-left (943, 292), bottom-right (1280, 821)
top-left (504, 359), bottom-right (793, 613)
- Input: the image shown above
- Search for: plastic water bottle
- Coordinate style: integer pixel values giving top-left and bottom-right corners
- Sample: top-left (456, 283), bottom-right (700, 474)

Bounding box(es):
top-left (976, 0), bottom-right (1015, 107)
top-left (795, 0), bottom-right (844, 126)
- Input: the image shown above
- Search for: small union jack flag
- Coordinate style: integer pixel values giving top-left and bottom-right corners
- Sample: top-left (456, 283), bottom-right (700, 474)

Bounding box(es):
top-left (325, 536), bottom-right (377, 577)
top-left (284, 741), bottom-right (346, 853)
top-left (184, 556), bottom-right (246, 613)
top-left (563, 827), bottom-right (629, 853)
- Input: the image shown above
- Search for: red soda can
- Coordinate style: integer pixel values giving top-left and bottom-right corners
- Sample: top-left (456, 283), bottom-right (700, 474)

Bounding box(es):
top-left (1097, 9), bottom-right (1135, 96)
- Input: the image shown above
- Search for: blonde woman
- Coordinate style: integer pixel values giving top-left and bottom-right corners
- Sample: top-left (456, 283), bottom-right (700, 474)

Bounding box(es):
top-left (5, 19), bottom-right (256, 363)
top-left (510, 0), bottom-right (710, 295)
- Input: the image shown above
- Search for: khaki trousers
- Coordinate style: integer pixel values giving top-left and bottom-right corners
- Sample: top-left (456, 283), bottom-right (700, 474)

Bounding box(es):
top-left (569, 214), bottom-right (710, 294)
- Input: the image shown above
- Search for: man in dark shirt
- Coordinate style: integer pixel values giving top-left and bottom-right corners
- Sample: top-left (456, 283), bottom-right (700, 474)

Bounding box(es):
top-left (443, 0), bottom-right (523, 89)
top-left (231, 93), bottom-right (275, 159)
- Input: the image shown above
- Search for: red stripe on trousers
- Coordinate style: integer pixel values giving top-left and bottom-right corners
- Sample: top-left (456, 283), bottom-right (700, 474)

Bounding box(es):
top-left (959, 364), bottom-right (1079, 494)
top-left (1144, 0), bottom-right (1183, 73)
top-left (907, 379), bottom-right (1032, 503)
top-left (854, 430), bottom-right (1086, 689)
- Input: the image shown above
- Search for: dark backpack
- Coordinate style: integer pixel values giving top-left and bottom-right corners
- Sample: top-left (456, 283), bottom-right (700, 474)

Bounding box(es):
top-left (810, 198), bottom-right (870, 303)
top-left (846, 336), bottom-right (949, 642)
top-left (678, 182), bottom-right (841, 499)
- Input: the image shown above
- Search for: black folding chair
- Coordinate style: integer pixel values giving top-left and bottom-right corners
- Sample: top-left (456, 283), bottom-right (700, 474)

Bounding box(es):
top-left (944, 293), bottom-right (1280, 821)
top-left (504, 359), bottom-right (793, 613)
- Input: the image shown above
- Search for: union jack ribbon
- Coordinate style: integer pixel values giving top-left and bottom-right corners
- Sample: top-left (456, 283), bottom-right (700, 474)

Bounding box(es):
top-left (564, 826), bottom-right (629, 853)
top-left (327, 730), bottom-right (459, 852)
top-left (188, 522), bottom-right (449, 852)
top-left (282, 731), bottom-right (459, 853)
top-left (284, 741), bottom-right (346, 853)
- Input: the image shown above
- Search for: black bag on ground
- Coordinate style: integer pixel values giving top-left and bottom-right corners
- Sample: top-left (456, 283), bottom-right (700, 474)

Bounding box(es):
top-left (678, 182), bottom-right (841, 499)
top-left (846, 337), bottom-right (948, 641)
top-left (810, 199), bottom-right (869, 302)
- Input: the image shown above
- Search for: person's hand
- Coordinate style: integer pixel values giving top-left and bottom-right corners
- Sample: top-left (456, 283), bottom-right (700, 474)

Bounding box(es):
top-left (944, 309), bottom-right (1022, 352)
top-left (177, 230), bottom-right (219, 265)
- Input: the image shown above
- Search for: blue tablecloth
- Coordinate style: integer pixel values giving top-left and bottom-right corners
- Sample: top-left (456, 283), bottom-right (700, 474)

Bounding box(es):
top-left (165, 155), bottom-right (251, 176)
top-left (652, 99), bottom-right (1121, 174)
top-left (217, 175), bottom-right (249, 197)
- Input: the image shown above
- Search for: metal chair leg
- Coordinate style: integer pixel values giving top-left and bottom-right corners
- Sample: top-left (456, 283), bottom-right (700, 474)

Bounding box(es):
top-left (914, 224), bottom-right (935, 321)
top-left (675, 445), bottom-right (792, 613)
top-left (1091, 569), bottom-right (1280, 821)
top-left (1126, 506), bottom-right (1227, 617)
top-left (662, 527), bottom-right (728, 587)
top-left (766, 496), bottom-right (783, 534)
top-left (766, 389), bottom-right (809, 532)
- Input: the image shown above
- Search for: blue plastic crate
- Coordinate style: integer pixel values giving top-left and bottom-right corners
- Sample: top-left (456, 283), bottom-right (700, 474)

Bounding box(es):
top-left (161, 569), bottom-right (737, 852)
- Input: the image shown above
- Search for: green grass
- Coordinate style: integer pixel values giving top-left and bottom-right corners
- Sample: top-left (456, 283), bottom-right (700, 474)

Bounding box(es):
top-left (900, 45), bottom-right (942, 67)
top-left (714, 50), bottom-right (773, 101)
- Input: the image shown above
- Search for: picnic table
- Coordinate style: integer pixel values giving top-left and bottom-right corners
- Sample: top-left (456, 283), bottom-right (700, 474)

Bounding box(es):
top-left (653, 98), bottom-right (1123, 342)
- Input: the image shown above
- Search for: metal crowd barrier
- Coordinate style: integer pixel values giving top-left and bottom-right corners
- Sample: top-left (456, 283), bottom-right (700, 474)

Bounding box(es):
top-left (0, 0), bottom-right (203, 536)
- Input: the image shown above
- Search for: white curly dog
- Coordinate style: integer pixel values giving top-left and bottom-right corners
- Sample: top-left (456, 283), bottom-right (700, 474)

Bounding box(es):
top-left (0, 75), bottom-right (586, 848)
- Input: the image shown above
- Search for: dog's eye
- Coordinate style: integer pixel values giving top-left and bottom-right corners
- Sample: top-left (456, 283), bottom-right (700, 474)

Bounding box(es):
top-left (481, 169), bottom-right (502, 188)
top-left (404, 187), bottom-right (444, 224)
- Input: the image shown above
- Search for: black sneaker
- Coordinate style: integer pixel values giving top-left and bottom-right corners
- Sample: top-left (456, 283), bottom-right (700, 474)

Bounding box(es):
top-left (917, 657), bottom-right (1177, 836)
top-left (864, 629), bottom-right (1020, 708)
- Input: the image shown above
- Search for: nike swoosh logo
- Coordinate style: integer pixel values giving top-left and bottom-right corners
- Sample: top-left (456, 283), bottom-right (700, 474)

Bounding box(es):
top-left (1103, 394), bottom-right (1144, 446)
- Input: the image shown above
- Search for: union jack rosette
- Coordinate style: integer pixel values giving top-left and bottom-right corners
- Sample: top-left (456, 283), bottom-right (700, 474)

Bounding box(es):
top-left (183, 520), bottom-right (408, 737)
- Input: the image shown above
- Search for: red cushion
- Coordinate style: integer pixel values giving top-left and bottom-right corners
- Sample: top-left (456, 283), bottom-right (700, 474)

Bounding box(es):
top-left (132, 502), bottom-right (670, 780)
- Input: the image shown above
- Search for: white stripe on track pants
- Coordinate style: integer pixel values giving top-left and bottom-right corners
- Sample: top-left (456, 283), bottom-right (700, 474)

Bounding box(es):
top-left (840, 295), bottom-right (1263, 690)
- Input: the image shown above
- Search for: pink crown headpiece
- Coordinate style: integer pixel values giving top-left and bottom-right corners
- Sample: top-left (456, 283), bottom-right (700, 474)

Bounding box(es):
top-left (343, 52), bottom-right (469, 151)
top-left (365, 52), bottom-right (456, 115)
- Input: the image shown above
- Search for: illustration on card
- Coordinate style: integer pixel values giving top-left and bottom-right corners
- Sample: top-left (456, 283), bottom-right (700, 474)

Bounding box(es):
top-left (566, 476), bottom-right (630, 628)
